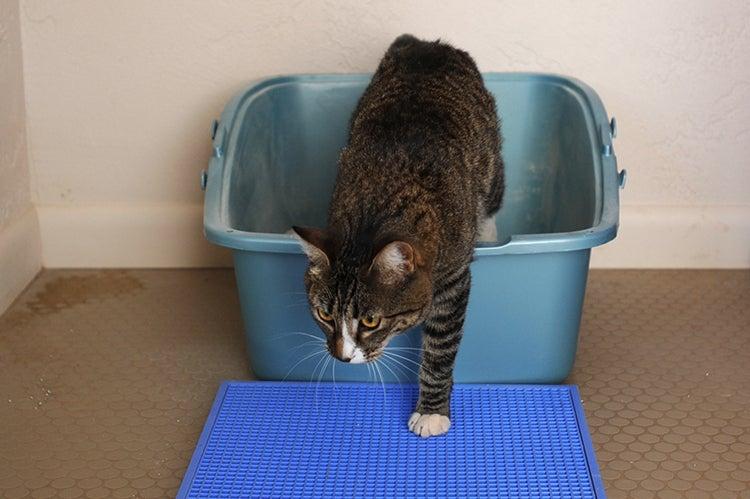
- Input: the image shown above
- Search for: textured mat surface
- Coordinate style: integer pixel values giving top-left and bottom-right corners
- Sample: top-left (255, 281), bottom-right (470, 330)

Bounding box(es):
top-left (1, 270), bottom-right (749, 498)
top-left (178, 381), bottom-right (604, 498)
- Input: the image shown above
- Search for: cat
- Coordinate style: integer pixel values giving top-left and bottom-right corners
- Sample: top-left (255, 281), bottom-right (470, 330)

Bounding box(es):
top-left (293, 34), bottom-right (503, 437)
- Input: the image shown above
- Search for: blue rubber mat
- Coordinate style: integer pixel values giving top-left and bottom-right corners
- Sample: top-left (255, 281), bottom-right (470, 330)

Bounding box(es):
top-left (178, 381), bottom-right (605, 498)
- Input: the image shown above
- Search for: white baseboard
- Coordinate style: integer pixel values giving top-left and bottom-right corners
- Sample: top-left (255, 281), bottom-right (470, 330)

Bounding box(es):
top-left (590, 205), bottom-right (750, 268)
top-left (37, 204), bottom-right (232, 268)
top-left (35, 204), bottom-right (749, 269)
top-left (0, 208), bottom-right (42, 314)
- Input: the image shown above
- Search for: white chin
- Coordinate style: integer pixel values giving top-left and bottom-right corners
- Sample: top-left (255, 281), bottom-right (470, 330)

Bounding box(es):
top-left (349, 350), bottom-right (367, 364)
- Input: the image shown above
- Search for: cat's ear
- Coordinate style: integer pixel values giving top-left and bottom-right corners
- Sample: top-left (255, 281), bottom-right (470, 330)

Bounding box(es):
top-left (292, 226), bottom-right (331, 270)
top-left (369, 241), bottom-right (418, 284)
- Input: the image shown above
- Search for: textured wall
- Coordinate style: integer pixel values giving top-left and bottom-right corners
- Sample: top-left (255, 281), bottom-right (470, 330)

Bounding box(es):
top-left (0, 0), bottom-right (40, 314)
top-left (18, 0), bottom-right (750, 267)
top-left (0, 0), bottom-right (30, 229)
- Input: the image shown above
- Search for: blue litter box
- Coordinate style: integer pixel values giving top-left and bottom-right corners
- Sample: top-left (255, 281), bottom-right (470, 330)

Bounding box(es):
top-left (177, 381), bottom-right (606, 498)
top-left (202, 73), bottom-right (624, 383)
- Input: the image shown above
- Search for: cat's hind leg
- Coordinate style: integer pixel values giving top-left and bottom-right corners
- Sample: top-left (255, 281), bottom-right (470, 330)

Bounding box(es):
top-left (484, 154), bottom-right (504, 218)
top-left (477, 154), bottom-right (503, 243)
top-left (477, 216), bottom-right (498, 242)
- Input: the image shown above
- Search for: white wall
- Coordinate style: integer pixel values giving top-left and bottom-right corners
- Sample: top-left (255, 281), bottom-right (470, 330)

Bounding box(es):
top-left (18, 0), bottom-right (750, 268)
top-left (0, 0), bottom-right (40, 314)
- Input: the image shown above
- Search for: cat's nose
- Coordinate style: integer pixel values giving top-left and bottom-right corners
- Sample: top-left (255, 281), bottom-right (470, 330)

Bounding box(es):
top-left (334, 337), bottom-right (366, 364)
top-left (330, 342), bottom-right (352, 362)
top-left (334, 352), bottom-right (352, 362)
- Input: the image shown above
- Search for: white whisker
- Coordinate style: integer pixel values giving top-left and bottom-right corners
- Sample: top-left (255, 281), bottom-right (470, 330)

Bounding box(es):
top-left (282, 349), bottom-right (326, 381)
top-left (383, 351), bottom-right (422, 366)
top-left (289, 339), bottom-right (326, 352)
top-left (378, 357), bottom-right (402, 385)
top-left (383, 355), bottom-right (415, 381)
top-left (332, 356), bottom-right (337, 394)
top-left (315, 355), bottom-right (331, 409)
top-left (382, 353), bottom-right (419, 378)
top-left (310, 352), bottom-right (329, 411)
top-left (310, 352), bottom-right (327, 383)
top-left (383, 351), bottom-right (439, 379)
top-left (373, 360), bottom-right (386, 409)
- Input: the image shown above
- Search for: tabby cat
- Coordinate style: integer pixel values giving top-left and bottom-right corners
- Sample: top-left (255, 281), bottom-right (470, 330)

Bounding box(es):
top-left (293, 34), bottom-right (503, 437)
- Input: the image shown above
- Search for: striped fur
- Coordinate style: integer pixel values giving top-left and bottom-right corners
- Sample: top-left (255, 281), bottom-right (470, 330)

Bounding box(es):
top-left (295, 35), bottom-right (504, 435)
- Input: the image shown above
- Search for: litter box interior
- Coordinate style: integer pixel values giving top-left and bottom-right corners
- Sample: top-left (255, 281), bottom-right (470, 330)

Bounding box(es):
top-left (223, 77), bottom-right (599, 242)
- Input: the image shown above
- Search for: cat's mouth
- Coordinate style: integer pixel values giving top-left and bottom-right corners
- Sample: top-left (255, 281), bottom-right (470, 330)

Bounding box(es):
top-left (328, 345), bottom-right (368, 364)
top-left (329, 349), bottom-right (382, 364)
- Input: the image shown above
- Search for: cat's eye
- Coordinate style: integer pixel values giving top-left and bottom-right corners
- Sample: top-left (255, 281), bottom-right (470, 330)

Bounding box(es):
top-left (317, 308), bottom-right (333, 322)
top-left (360, 315), bottom-right (381, 329)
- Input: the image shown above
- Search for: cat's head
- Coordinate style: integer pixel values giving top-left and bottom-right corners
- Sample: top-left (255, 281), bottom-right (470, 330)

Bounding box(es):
top-left (293, 226), bottom-right (432, 363)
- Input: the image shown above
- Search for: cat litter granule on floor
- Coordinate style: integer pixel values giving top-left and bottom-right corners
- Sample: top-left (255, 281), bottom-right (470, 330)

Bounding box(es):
top-left (178, 381), bottom-right (605, 498)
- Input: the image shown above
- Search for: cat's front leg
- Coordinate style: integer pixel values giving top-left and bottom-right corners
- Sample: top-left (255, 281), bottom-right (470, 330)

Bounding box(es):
top-left (408, 268), bottom-right (470, 437)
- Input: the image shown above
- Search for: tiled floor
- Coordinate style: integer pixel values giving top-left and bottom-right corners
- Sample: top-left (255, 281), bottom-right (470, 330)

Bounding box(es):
top-left (0, 269), bottom-right (748, 498)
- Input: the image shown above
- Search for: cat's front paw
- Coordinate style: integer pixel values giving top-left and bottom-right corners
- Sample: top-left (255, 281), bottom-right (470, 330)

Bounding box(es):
top-left (408, 411), bottom-right (451, 438)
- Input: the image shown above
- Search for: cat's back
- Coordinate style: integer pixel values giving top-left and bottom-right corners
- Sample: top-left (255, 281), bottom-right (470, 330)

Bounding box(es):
top-left (330, 36), bottom-right (503, 261)
top-left (384, 34), bottom-right (475, 77)
top-left (349, 34), bottom-right (494, 149)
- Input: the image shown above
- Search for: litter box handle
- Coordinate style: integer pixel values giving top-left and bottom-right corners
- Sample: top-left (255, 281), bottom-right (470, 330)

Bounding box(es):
top-left (202, 119), bottom-right (223, 191)
top-left (605, 117), bottom-right (627, 190)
